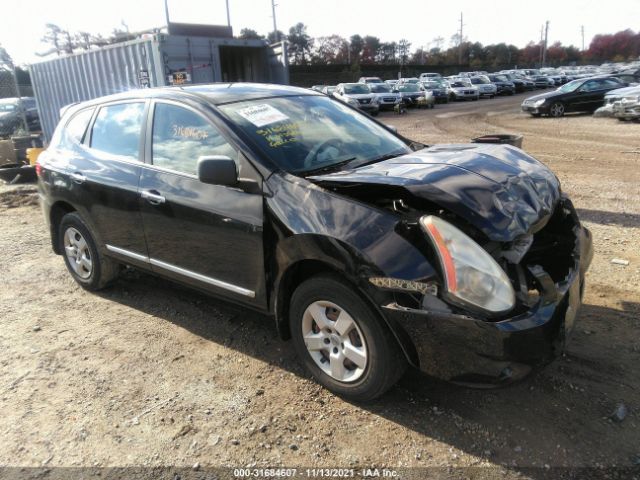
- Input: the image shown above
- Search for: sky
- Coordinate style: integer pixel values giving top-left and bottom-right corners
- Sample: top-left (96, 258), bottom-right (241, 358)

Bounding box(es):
top-left (0, 0), bottom-right (638, 64)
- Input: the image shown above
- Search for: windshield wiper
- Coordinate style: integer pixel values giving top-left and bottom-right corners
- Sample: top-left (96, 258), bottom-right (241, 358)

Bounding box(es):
top-left (302, 157), bottom-right (357, 176)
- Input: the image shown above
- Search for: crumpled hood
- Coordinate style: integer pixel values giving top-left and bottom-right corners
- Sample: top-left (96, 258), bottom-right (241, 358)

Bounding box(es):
top-left (310, 144), bottom-right (561, 242)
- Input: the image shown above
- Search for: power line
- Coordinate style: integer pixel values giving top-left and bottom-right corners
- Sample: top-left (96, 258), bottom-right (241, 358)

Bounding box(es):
top-left (581, 25), bottom-right (585, 51)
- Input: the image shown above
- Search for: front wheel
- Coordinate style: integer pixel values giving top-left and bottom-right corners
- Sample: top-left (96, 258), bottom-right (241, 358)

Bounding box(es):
top-left (549, 102), bottom-right (565, 117)
top-left (59, 212), bottom-right (119, 290)
top-left (289, 275), bottom-right (407, 402)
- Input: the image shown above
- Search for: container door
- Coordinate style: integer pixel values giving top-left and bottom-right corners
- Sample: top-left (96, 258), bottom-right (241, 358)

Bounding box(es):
top-left (268, 41), bottom-right (289, 85)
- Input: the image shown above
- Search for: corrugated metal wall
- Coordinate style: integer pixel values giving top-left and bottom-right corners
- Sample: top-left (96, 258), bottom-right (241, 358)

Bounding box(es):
top-left (30, 39), bottom-right (160, 142)
top-left (30, 35), bottom-right (289, 143)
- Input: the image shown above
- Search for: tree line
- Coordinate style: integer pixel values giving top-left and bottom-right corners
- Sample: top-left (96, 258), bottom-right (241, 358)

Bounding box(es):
top-left (240, 24), bottom-right (640, 68)
top-left (37, 21), bottom-right (640, 69)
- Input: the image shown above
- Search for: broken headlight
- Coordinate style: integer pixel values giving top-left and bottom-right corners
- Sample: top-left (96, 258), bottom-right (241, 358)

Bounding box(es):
top-left (420, 215), bottom-right (515, 315)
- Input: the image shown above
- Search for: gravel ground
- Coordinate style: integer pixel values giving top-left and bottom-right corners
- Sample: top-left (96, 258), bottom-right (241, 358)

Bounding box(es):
top-left (1, 93), bottom-right (639, 479)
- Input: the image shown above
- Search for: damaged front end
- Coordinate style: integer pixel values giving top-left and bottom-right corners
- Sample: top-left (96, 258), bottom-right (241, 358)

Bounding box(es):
top-left (310, 144), bottom-right (594, 385)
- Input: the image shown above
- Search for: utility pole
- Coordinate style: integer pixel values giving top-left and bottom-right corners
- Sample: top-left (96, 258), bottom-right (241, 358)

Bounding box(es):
top-left (581, 25), bottom-right (585, 51)
top-left (225, 0), bottom-right (231, 27)
top-left (458, 12), bottom-right (464, 65)
top-left (164, 0), bottom-right (171, 27)
top-left (542, 20), bottom-right (549, 66)
top-left (539, 25), bottom-right (544, 66)
top-left (271, 0), bottom-right (279, 42)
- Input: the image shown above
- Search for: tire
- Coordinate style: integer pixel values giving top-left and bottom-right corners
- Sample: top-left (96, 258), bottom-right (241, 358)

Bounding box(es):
top-left (549, 102), bottom-right (565, 117)
top-left (58, 212), bottom-right (119, 291)
top-left (289, 274), bottom-right (407, 402)
top-left (531, 113), bottom-right (542, 117)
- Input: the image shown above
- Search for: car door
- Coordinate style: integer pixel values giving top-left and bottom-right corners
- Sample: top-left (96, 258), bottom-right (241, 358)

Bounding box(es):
top-left (68, 101), bottom-right (149, 265)
top-left (570, 80), bottom-right (603, 112)
top-left (138, 100), bottom-right (266, 308)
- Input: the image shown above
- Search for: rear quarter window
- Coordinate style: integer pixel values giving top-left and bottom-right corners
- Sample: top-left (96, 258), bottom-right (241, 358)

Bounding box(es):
top-left (50, 108), bottom-right (95, 150)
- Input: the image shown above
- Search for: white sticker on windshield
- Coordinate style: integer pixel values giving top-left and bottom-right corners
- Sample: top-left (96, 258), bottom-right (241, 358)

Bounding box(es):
top-left (236, 104), bottom-right (289, 127)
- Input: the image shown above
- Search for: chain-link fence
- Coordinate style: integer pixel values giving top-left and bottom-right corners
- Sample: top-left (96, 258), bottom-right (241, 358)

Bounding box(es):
top-left (0, 62), bottom-right (35, 140)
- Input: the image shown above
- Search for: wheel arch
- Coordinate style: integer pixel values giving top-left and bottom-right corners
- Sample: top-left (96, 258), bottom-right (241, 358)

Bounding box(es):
top-left (273, 256), bottom-right (420, 369)
top-left (49, 200), bottom-right (77, 254)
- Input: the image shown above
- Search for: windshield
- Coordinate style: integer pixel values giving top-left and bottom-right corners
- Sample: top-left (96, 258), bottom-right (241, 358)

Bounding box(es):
top-left (0, 103), bottom-right (17, 112)
top-left (370, 84), bottom-right (392, 93)
top-left (343, 84), bottom-right (370, 94)
top-left (422, 81), bottom-right (443, 89)
top-left (470, 77), bottom-right (489, 84)
top-left (451, 81), bottom-right (471, 88)
top-left (398, 84), bottom-right (421, 92)
top-left (219, 96), bottom-right (410, 175)
top-left (558, 79), bottom-right (583, 93)
top-left (489, 75), bottom-right (508, 82)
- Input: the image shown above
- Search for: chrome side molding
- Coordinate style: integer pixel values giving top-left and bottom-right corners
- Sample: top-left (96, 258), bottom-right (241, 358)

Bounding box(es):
top-left (105, 244), bottom-right (255, 298)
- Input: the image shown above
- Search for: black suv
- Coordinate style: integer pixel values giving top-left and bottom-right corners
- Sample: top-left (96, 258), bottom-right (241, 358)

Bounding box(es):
top-left (38, 84), bottom-right (593, 401)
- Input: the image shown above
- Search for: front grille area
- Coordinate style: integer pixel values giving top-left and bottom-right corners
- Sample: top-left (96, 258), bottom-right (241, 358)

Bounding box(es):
top-left (358, 98), bottom-right (371, 104)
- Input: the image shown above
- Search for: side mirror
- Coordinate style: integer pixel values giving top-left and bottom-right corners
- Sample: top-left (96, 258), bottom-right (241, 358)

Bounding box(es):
top-left (197, 155), bottom-right (238, 186)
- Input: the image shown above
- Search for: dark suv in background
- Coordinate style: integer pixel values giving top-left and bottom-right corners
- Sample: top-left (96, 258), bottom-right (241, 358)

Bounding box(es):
top-left (38, 84), bottom-right (592, 401)
top-left (0, 97), bottom-right (40, 137)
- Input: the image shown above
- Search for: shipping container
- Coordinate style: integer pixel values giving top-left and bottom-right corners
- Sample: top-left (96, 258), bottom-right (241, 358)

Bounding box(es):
top-left (29, 33), bottom-right (289, 142)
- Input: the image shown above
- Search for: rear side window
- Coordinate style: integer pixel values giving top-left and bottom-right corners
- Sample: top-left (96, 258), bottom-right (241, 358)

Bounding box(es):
top-left (51, 108), bottom-right (94, 149)
top-left (90, 103), bottom-right (145, 160)
top-left (151, 103), bottom-right (236, 176)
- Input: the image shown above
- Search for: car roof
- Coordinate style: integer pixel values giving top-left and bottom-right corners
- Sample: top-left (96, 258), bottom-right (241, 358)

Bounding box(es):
top-left (69, 83), bottom-right (321, 110)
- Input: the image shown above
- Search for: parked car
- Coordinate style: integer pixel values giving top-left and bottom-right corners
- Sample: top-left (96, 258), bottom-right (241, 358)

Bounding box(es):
top-left (394, 83), bottom-right (429, 107)
top-left (447, 79), bottom-right (480, 101)
top-left (498, 73), bottom-right (526, 93)
top-left (0, 97), bottom-right (41, 137)
top-left (333, 83), bottom-right (380, 116)
top-left (396, 77), bottom-right (420, 85)
top-left (321, 86), bottom-right (337, 96)
top-left (487, 74), bottom-right (515, 96)
top-left (613, 92), bottom-right (640, 121)
top-left (37, 83), bottom-right (593, 400)
top-left (469, 76), bottom-right (497, 98)
top-left (606, 85), bottom-right (640, 102)
top-left (419, 73), bottom-right (442, 81)
top-left (532, 76), bottom-right (551, 89)
top-left (420, 80), bottom-right (449, 103)
top-left (384, 79), bottom-right (398, 87)
top-left (521, 76), bottom-right (625, 117)
top-left (368, 83), bottom-right (401, 110)
top-left (358, 77), bottom-right (384, 84)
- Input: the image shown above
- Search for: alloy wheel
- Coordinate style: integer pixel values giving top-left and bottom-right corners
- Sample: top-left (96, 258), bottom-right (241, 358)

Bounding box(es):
top-left (63, 227), bottom-right (93, 279)
top-left (550, 102), bottom-right (565, 117)
top-left (301, 300), bottom-right (368, 383)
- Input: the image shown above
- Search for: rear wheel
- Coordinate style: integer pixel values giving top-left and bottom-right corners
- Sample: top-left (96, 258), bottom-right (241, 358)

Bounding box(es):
top-left (549, 102), bottom-right (565, 117)
top-left (59, 212), bottom-right (119, 290)
top-left (289, 275), bottom-right (407, 402)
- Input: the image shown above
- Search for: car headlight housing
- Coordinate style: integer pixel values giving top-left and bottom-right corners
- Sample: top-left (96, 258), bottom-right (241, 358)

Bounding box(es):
top-left (420, 215), bottom-right (515, 314)
top-left (534, 99), bottom-right (546, 107)
top-left (346, 98), bottom-right (360, 107)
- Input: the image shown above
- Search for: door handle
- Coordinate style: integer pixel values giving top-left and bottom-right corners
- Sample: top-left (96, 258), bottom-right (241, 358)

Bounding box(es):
top-left (70, 172), bottom-right (86, 184)
top-left (141, 190), bottom-right (166, 205)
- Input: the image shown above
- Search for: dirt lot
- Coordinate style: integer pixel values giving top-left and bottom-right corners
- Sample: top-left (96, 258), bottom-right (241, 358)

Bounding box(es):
top-left (1, 93), bottom-right (639, 479)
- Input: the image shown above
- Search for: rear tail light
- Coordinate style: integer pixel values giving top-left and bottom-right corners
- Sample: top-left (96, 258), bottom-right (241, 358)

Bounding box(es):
top-left (35, 161), bottom-right (43, 177)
